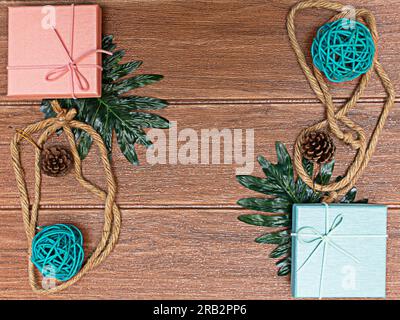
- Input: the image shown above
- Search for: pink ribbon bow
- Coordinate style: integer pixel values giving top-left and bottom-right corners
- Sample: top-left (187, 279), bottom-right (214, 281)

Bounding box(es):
top-left (45, 24), bottom-right (112, 99)
top-left (45, 4), bottom-right (112, 98)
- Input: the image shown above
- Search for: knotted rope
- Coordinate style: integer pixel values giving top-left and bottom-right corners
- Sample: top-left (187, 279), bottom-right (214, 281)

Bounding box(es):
top-left (10, 100), bottom-right (121, 294)
top-left (287, 0), bottom-right (396, 202)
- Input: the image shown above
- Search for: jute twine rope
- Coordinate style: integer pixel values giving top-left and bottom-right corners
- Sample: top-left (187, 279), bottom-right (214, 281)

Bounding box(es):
top-left (10, 100), bottom-right (121, 294)
top-left (287, 0), bottom-right (396, 202)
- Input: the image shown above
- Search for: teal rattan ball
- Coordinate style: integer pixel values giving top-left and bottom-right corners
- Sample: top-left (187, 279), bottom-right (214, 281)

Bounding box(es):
top-left (311, 18), bottom-right (375, 83)
top-left (31, 224), bottom-right (84, 282)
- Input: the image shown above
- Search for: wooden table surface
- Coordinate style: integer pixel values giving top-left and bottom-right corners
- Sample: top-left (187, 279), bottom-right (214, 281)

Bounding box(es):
top-left (0, 0), bottom-right (399, 299)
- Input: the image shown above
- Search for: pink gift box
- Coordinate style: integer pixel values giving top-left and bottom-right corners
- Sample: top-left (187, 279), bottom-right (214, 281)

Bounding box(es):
top-left (8, 4), bottom-right (104, 99)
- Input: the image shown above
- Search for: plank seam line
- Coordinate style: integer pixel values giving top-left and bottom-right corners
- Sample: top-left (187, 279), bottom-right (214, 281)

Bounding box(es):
top-left (1, 204), bottom-right (399, 210)
top-left (168, 98), bottom-right (400, 105)
top-left (1, 97), bottom-right (398, 107)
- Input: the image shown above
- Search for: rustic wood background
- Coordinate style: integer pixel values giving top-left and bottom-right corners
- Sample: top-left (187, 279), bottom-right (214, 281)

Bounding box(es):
top-left (0, 0), bottom-right (399, 299)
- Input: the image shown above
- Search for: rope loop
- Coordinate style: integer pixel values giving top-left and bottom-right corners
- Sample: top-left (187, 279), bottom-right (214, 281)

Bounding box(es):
top-left (10, 100), bottom-right (121, 294)
top-left (287, 0), bottom-right (396, 201)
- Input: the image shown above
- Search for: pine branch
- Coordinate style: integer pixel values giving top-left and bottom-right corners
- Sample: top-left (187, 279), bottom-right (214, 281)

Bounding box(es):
top-left (237, 141), bottom-right (366, 277)
top-left (40, 34), bottom-right (169, 165)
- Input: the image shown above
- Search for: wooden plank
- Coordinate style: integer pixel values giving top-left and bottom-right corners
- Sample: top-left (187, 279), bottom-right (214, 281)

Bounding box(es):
top-left (1, 102), bottom-right (399, 208)
top-left (0, 208), bottom-right (398, 299)
top-left (0, 0), bottom-right (399, 101)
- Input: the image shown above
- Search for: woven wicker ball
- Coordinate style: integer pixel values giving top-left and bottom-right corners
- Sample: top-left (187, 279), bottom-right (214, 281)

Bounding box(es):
top-left (311, 18), bottom-right (375, 83)
top-left (31, 224), bottom-right (84, 282)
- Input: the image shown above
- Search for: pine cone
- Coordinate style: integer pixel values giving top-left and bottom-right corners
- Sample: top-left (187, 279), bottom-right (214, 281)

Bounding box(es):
top-left (301, 131), bottom-right (336, 164)
top-left (40, 145), bottom-right (73, 177)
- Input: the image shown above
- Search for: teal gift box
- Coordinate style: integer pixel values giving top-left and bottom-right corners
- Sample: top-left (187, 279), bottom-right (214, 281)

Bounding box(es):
top-left (291, 203), bottom-right (387, 298)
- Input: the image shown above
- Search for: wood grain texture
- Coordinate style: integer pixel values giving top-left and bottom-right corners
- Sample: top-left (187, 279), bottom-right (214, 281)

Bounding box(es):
top-left (0, 208), bottom-right (399, 299)
top-left (0, 0), bottom-right (400, 101)
top-left (1, 102), bottom-right (399, 208)
top-left (0, 0), bottom-right (399, 300)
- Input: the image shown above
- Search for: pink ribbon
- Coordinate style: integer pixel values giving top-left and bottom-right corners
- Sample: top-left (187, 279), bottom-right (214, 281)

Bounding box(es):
top-left (7, 4), bottom-right (112, 99)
